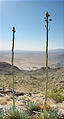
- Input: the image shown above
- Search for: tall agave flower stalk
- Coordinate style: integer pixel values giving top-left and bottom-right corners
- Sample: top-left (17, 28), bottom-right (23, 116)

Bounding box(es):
top-left (44, 12), bottom-right (52, 111)
top-left (12, 27), bottom-right (15, 110)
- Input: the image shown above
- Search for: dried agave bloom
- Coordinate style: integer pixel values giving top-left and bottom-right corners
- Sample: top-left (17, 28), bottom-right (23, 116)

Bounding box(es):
top-left (44, 12), bottom-right (52, 111)
top-left (12, 27), bottom-right (16, 110)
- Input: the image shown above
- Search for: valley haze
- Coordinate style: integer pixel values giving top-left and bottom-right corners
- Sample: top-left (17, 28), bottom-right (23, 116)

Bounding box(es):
top-left (0, 49), bottom-right (64, 70)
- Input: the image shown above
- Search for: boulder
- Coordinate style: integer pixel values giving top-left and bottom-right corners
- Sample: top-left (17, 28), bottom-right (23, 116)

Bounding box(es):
top-left (0, 97), bottom-right (7, 105)
top-left (0, 93), bottom-right (4, 97)
top-left (15, 91), bottom-right (25, 96)
top-left (35, 97), bottom-right (44, 110)
top-left (4, 89), bottom-right (12, 94)
top-left (35, 97), bottom-right (56, 110)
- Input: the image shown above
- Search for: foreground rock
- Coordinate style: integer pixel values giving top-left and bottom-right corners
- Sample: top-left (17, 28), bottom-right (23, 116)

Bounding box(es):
top-left (0, 92), bottom-right (64, 117)
top-left (35, 97), bottom-right (57, 110)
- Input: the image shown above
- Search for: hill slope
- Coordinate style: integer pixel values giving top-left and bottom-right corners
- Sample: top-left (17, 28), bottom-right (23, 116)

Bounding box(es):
top-left (0, 62), bottom-right (21, 75)
top-left (0, 62), bottom-right (64, 100)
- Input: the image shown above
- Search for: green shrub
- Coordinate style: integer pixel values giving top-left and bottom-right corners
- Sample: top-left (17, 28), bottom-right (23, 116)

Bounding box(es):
top-left (48, 88), bottom-right (64, 102)
top-left (20, 111), bottom-right (30, 119)
top-left (49, 108), bottom-right (61, 119)
top-left (5, 107), bottom-right (19, 119)
top-left (40, 110), bottom-right (49, 119)
top-left (0, 108), bottom-right (4, 119)
top-left (40, 108), bottom-right (61, 119)
top-left (26, 101), bottom-right (36, 112)
top-left (4, 107), bottom-right (30, 119)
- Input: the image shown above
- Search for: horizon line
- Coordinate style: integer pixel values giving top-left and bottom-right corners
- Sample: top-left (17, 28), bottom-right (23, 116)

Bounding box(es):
top-left (0, 48), bottom-right (64, 52)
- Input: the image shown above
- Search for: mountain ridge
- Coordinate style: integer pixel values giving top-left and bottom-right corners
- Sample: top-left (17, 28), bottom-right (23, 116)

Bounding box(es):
top-left (0, 62), bottom-right (21, 75)
top-left (0, 62), bottom-right (64, 75)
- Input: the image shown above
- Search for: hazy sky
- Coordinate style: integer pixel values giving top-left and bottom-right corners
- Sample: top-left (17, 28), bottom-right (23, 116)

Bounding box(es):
top-left (0, 0), bottom-right (64, 51)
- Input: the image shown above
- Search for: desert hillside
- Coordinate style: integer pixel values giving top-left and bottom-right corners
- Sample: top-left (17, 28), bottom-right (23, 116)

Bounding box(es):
top-left (0, 62), bottom-right (21, 75)
top-left (0, 62), bottom-right (64, 98)
top-left (0, 62), bottom-right (64, 118)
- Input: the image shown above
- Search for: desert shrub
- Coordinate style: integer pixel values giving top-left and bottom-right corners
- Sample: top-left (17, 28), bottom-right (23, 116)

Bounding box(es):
top-left (19, 111), bottom-right (30, 119)
top-left (40, 110), bottom-right (49, 119)
top-left (39, 108), bottom-right (61, 119)
top-left (49, 108), bottom-right (61, 119)
top-left (48, 88), bottom-right (64, 102)
top-left (4, 107), bottom-right (19, 119)
top-left (26, 101), bottom-right (36, 112)
top-left (0, 108), bottom-right (4, 119)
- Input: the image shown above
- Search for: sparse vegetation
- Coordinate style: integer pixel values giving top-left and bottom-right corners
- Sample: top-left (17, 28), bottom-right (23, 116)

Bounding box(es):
top-left (40, 110), bottom-right (49, 119)
top-left (27, 101), bottom-right (36, 113)
top-left (0, 106), bottom-right (62, 119)
top-left (0, 108), bottom-right (4, 119)
top-left (4, 107), bottom-right (19, 119)
top-left (48, 88), bottom-right (64, 102)
top-left (20, 111), bottom-right (30, 119)
top-left (49, 108), bottom-right (61, 119)
top-left (39, 108), bottom-right (61, 119)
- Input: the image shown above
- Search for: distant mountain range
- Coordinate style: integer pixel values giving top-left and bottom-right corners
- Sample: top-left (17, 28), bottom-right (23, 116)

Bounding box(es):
top-left (0, 49), bottom-right (64, 70)
top-left (0, 61), bottom-right (64, 75)
top-left (0, 49), bottom-right (64, 54)
top-left (48, 49), bottom-right (64, 53)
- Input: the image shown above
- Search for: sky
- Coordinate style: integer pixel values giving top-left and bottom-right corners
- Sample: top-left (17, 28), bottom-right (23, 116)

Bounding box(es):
top-left (0, 0), bottom-right (64, 51)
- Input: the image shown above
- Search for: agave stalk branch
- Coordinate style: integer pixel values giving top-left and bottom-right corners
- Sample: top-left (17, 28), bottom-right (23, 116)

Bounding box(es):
top-left (12, 27), bottom-right (15, 110)
top-left (44, 12), bottom-right (52, 110)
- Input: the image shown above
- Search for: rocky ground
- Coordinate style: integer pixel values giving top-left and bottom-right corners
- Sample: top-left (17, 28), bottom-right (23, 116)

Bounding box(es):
top-left (0, 89), bottom-right (64, 113)
top-left (0, 62), bottom-right (64, 117)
